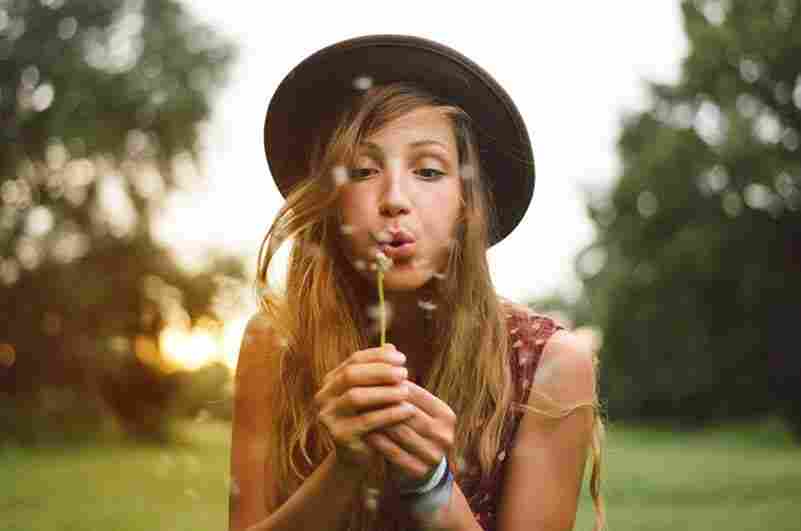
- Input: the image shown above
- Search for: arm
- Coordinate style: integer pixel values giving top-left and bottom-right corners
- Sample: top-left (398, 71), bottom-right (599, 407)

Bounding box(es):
top-left (229, 313), bottom-right (369, 531)
top-left (496, 329), bottom-right (597, 531)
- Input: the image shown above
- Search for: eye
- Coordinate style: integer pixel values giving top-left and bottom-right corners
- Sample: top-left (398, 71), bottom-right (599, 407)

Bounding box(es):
top-left (417, 168), bottom-right (445, 180)
top-left (349, 168), bottom-right (377, 180)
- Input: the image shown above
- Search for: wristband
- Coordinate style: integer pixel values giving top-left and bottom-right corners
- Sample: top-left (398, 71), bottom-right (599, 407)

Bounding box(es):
top-left (398, 455), bottom-right (448, 495)
top-left (402, 467), bottom-right (454, 516)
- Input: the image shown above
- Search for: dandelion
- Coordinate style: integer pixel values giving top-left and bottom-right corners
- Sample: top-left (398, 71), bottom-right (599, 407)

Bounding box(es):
top-left (374, 250), bottom-right (393, 346)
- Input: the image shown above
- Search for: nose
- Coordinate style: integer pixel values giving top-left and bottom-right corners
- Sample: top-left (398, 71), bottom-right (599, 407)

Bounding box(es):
top-left (378, 161), bottom-right (411, 218)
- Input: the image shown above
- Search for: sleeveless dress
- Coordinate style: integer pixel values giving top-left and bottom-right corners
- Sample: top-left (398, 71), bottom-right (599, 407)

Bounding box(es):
top-left (456, 299), bottom-right (567, 531)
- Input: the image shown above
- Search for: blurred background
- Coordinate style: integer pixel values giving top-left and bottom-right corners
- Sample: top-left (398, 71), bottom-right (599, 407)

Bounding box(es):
top-left (1, 0), bottom-right (799, 529)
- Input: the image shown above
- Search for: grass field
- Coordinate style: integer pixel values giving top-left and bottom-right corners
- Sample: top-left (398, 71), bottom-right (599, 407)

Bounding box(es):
top-left (3, 417), bottom-right (800, 530)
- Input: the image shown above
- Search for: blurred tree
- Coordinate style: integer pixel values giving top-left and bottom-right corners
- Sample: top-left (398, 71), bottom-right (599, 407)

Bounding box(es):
top-left (579, 0), bottom-right (801, 438)
top-left (0, 0), bottom-right (240, 443)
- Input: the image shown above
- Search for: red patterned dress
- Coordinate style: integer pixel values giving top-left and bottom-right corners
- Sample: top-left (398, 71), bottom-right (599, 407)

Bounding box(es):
top-left (456, 299), bottom-right (567, 530)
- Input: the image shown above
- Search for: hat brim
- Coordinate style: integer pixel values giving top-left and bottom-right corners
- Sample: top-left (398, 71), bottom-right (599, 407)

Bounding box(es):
top-left (264, 34), bottom-right (535, 247)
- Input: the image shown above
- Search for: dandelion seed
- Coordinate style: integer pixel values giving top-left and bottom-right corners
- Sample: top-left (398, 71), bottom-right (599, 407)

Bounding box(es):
top-left (512, 339), bottom-right (523, 349)
top-left (367, 302), bottom-right (394, 324)
top-left (353, 75), bottom-right (373, 91)
top-left (510, 328), bottom-right (519, 335)
top-left (354, 259), bottom-right (366, 271)
top-left (460, 163), bottom-right (477, 181)
top-left (432, 271), bottom-right (446, 280)
top-left (331, 165), bottom-right (349, 187)
top-left (363, 487), bottom-right (380, 511)
top-left (340, 224), bottom-right (354, 235)
top-left (374, 229), bottom-right (393, 244)
top-left (497, 450), bottom-right (506, 462)
top-left (374, 250), bottom-right (393, 273)
top-left (418, 299), bottom-right (437, 312)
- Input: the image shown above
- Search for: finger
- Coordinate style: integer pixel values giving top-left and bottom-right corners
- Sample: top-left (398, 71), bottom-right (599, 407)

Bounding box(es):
top-left (403, 381), bottom-right (456, 421)
top-left (365, 431), bottom-right (430, 481)
top-left (327, 363), bottom-right (407, 398)
top-left (331, 382), bottom-right (409, 417)
top-left (340, 401), bottom-right (415, 437)
top-left (343, 343), bottom-right (405, 369)
top-left (380, 422), bottom-right (442, 469)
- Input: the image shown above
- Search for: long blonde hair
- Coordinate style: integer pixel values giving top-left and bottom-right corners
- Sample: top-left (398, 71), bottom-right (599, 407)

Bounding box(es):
top-left (255, 82), bottom-right (605, 530)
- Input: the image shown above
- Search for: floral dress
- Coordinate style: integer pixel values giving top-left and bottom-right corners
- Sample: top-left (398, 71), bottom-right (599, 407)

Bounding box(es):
top-left (456, 299), bottom-right (567, 531)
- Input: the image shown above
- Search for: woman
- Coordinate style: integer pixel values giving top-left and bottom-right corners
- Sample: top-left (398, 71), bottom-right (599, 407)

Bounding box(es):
top-left (230, 35), bottom-right (605, 531)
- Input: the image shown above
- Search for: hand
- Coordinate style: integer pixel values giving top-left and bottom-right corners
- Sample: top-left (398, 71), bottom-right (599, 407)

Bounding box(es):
top-left (364, 380), bottom-right (456, 488)
top-left (313, 344), bottom-right (415, 473)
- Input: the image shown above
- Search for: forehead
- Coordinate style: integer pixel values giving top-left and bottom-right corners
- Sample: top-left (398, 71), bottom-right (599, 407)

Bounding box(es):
top-left (362, 107), bottom-right (456, 150)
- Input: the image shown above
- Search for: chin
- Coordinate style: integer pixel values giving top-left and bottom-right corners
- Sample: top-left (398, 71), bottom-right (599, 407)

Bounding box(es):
top-left (368, 266), bottom-right (431, 291)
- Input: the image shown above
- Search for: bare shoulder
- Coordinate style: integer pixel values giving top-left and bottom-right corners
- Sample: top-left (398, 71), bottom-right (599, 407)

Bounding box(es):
top-left (534, 328), bottom-right (597, 408)
top-left (235, 312), bottom-right (281, 381)
top-left (229, 311), bottom-right (282, 530)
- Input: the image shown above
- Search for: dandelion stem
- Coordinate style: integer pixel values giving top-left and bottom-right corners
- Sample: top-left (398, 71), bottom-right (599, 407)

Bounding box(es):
top-left (378, 270), bottom-right (386, 346)
top-left (374, 250), bottom-right (392, 347)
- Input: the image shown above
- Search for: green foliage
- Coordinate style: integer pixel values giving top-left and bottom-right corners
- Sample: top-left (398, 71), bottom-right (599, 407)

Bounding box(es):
top-left (2, 419), bottom-right (799, 531)
top-left (0, 0), bottom-right (240, 442)
top-left (578, 0), bottom-right (801, 435)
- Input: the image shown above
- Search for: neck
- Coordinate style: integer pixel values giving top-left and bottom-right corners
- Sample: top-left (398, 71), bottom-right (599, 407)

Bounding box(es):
top-left (350, 272), bottom-right (436, 382)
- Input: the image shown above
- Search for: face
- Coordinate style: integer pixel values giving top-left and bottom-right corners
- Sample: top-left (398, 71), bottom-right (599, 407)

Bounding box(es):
top-left (336, 106), bottom-right (463, 291)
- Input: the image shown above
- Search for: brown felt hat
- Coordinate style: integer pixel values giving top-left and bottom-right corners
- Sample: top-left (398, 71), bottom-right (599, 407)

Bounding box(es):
top-left (263, 34), bottom-right (535, 247)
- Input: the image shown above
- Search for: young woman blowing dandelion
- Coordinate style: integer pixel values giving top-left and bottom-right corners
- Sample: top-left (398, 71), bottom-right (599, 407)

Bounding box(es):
top-left (230, 35), bottom-right (605, 531)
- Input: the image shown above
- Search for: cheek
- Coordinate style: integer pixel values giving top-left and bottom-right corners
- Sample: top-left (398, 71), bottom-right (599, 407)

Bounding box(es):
top-left (421, 186), bottom-right (462, 241)
top-left (337, 192), bottom-right (376, 254)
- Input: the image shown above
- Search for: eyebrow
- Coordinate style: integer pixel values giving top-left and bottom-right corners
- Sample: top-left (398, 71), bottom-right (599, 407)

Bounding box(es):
top-left (360, 140), bottom-right (450, 153)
